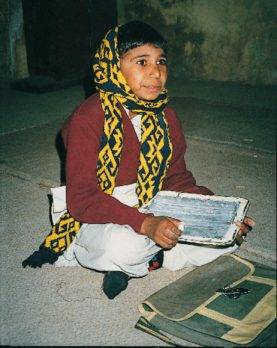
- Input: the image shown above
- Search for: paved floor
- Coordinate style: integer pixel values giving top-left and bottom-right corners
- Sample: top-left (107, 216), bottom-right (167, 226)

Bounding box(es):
top-left (0, 79), bottom-right (276, 346)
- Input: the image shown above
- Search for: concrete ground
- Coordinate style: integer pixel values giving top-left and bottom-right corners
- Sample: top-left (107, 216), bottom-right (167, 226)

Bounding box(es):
top-left (0, 78), bottom-right (276, 346)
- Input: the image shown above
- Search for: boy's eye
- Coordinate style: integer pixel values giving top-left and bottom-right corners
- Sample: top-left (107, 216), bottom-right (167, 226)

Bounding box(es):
top-left (157, 58), bottom-right (167, 65)
top-left (136, 59), bottom-right (147, 66)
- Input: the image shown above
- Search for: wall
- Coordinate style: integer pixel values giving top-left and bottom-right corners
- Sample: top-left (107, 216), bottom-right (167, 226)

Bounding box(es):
top-left (1, 0), bottom-right (276, 86)
top-left (0, 0), bottom-right (28, 82)
top-left (0, 0), bottom-right (117, 85)
top-left (117, 0), bottom-right (276, 85)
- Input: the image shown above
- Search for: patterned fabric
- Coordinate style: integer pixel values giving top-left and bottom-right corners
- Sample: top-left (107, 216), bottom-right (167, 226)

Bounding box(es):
top-left (93, 26), bottom-right (172, 205)
top-left (42, 26), bottom-right (172, 253)
top-left (148, 250), bottom-right (164, 272)
top-left (43, 212), bottom-right (82, 253)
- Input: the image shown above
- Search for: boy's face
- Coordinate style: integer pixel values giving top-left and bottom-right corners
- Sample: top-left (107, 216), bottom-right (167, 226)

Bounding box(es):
top-left (120, 44), bottom-right (167, 101)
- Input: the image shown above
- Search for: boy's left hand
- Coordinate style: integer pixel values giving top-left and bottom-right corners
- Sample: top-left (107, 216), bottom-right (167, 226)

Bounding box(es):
top-left (235, 216), bottom-right (255, 246)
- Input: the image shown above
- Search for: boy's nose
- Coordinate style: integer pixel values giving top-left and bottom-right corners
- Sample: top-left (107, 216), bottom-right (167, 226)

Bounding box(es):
top-left (149, 64), bottom-right (161, 78)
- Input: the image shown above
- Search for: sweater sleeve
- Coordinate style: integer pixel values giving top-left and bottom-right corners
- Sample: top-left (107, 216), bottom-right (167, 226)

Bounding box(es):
top-left (162, 108), bottom-right (214, 195)
top-left (64, 100), bottom-right (151, 233)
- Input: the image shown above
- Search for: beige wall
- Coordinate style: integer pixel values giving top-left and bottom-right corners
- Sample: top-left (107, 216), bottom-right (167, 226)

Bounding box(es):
top-left (118, 0), bottom-right (276, 85)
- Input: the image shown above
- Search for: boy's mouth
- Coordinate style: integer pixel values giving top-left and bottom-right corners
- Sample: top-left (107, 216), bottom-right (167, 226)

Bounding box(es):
top-left (144, 85), bottom-right (162, 93)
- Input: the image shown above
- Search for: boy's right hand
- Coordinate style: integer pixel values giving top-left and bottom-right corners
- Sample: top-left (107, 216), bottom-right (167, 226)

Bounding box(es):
top-left (140, 216), bottom-right (182, 249)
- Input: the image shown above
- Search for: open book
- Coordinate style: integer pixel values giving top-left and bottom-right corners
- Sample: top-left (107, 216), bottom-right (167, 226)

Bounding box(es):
top-left (140, 191), bottom-right (250, 246)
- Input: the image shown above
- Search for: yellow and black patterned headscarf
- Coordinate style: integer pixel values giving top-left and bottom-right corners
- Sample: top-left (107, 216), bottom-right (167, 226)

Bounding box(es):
top-left (41, 26), bottom-right (172, 254)
top-left (94, 26), bottom-right (172, 206)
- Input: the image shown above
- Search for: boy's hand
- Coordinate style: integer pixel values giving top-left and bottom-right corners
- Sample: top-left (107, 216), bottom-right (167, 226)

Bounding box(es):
top-left (140, 216), bottom-right (182, 249)
top-left (235, 216), bottom-right (255, 246)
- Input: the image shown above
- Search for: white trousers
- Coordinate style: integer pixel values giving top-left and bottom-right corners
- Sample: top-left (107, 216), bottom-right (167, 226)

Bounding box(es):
top-left (51, 186), bottom-right (238, 277)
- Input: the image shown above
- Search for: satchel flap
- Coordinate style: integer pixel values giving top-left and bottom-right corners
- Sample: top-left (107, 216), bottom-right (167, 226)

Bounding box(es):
top-left (140, 254), bottom-right (254, 321)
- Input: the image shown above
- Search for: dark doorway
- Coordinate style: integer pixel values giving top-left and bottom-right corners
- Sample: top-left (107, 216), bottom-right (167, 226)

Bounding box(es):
top-left (16, 0), bottom-right (117, 92)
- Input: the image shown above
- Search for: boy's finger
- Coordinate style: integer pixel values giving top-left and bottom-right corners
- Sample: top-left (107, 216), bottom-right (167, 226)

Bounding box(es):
top-left (160, 234), bottom-right (177, 249)
top-left (235, 233), bottom-right (245, 246)
top-left (235, 221), bottom-right (251, 234)
top-left (243, 216), bottom-right (256, 227)
top-left (164, 227), bottom-right (180, 241)
top-left (167, 217), bottom-right (183, 232)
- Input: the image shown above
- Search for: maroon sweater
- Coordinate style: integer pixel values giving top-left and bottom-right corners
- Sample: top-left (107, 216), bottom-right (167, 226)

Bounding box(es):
top-left (61, 93), bottom-right (213, 233)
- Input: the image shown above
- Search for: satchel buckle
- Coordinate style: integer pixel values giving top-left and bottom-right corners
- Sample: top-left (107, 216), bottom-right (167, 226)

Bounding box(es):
top-left (216, 285), bottom-right (250, 299)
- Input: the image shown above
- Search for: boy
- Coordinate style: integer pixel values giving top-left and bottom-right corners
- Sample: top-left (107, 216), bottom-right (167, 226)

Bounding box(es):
top-left (22, 21), bottom-right (254, 299)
